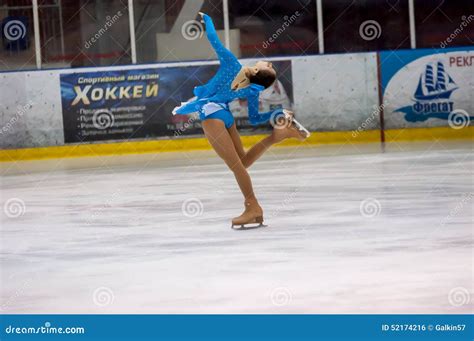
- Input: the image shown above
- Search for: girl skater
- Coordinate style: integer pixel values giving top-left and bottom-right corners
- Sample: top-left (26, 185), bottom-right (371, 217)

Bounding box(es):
top-left (173, 13), bottom-right (309, 229)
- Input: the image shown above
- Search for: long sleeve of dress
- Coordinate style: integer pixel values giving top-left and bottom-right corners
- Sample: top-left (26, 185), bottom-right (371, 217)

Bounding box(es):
top-left (193, 14), bottom-right (241, 98)
top-left (247, 94), bottom-right (273, 125)
top-left (174, 14), bottom-right (271, 126)
top-left (210, 84), bottom-right (273, 126)
top-left (203, 14), bottom-right (239, 67)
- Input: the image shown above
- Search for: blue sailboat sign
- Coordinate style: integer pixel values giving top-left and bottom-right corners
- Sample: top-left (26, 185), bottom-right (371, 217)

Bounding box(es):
top-left (413, 62), bottom-right (458, 101)
top-left (394, 61), bottom-right (467, 122)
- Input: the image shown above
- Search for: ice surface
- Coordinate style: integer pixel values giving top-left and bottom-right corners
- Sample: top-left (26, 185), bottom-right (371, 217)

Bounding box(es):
top-left (1, 141), bottom-right (473, 313)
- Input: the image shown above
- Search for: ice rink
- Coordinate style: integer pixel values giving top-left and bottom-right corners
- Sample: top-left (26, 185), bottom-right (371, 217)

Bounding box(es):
top-left (1, 141), bottom-right (473, 314)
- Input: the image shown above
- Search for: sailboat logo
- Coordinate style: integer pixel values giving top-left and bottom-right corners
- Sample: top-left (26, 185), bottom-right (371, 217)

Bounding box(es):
top-left (395, 61), bottom-right (463, 122)
top-left (414, 61), bottom-right (458, 101)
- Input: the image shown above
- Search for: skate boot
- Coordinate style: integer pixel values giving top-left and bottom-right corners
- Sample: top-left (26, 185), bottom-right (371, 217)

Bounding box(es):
top-left (291, 118), bottom-right (310, 139)
top-left (272, 119), bottom-right (308, 142)
top-left (231, 201), bottom-right (266, 230)
top-left (272, 110), bottom-right (310, 142)
top-left (283, 110), bottom-right (310, 140)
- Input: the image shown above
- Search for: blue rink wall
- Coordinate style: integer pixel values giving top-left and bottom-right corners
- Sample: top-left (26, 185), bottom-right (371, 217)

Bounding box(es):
top-left (0, 46), bottom-right (472, 151)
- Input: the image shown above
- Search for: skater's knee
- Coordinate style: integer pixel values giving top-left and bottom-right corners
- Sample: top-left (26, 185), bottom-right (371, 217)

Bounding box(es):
top-left (241, 156), bottom-right (251, 169)
top-left (227, 158), bottom-right (246, 173)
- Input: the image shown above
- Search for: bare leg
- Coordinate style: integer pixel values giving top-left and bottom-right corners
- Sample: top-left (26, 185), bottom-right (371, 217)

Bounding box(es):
top-left (202, 119), bottom-right (263, 225)
top-left (202, 119), bottom-right (257, 203)
top-left (202, 117), bottom-right (306, 225)
top-left (227, 124), bottom-right (274, 169)
top-left (227, 120), bottom-right (305, 169)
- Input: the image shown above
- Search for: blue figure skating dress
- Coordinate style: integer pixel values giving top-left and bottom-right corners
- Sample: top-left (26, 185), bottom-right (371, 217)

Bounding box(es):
top-left (173, 14), bottom-right (273, 128)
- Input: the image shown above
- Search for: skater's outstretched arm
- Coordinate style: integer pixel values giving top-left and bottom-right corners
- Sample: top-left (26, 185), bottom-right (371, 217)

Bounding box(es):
top-left (201, 13), bottom-right (239, 67)
top-left (193, 13), bottom-right (241, 98)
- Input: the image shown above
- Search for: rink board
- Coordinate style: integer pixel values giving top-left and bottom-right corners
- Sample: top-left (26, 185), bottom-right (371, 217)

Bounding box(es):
top-left (292, 53), bottom-right (379, 132)
top-left (1, 127), bottom-right (472, 162)
top-left (0, 46), bottom-right (472, 159)
top-left (380, 47), bottom-right (474, 130)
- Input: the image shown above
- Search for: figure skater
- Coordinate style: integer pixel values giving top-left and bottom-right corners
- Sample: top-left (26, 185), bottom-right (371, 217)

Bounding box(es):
top-left (173, 12), bottom-right (310, 229)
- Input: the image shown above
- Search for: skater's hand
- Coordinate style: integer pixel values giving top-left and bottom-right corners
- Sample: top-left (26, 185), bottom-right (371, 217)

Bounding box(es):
top-left (198, 12), bottom-right (206, 24)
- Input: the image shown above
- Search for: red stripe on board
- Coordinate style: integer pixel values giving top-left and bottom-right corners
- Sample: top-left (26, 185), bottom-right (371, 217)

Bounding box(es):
top-left (376, 52), bottom-right (385, 144)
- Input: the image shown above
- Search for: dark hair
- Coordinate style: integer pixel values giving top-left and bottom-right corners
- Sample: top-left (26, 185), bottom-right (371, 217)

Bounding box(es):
top-left (248, 69), bottom-right (276, 89)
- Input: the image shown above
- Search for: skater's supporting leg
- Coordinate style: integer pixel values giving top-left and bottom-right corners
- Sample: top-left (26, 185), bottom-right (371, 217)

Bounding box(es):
top-left (202, 119), bottom-right (257, 202)
top-left (202, 119), bottom-right (264, 226)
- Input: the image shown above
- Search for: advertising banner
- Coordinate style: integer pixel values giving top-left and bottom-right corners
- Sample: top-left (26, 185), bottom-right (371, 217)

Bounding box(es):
top-left (380, 47), bottom-right (474, 129)
top-left (60, 67), bottom-right (215, 143)
top-left (60, 61), bottom-right (293, 143)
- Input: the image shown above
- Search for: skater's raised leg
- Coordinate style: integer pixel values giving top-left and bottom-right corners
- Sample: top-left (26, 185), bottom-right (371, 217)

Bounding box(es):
top-left (227, 115), bottom-right (308, 169)
top-left (202, 119), bottom-right (264, 227)
top-left (228, 124), bottom-right (274, 169)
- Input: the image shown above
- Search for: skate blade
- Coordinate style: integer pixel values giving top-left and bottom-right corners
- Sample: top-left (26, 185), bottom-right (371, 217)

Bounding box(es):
top-left (231, 223), bottom-right (268, 231)
top-left (292, 118), bottom-right (311, 138)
